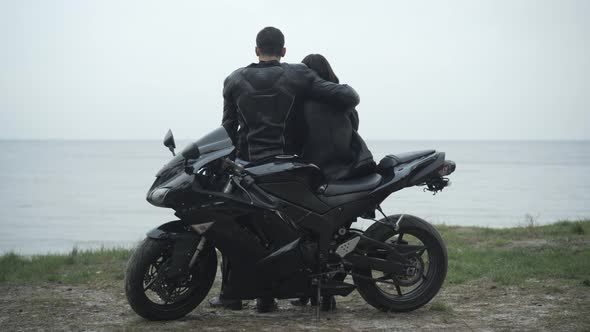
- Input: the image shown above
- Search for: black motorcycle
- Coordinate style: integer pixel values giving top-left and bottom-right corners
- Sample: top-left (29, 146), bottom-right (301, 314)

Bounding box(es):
top-left (125, 127), bottom-right (456, 320)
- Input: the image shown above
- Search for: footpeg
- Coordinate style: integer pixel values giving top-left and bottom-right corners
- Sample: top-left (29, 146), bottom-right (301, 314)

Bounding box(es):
top-left (335, 237), bottom-right (360, 257)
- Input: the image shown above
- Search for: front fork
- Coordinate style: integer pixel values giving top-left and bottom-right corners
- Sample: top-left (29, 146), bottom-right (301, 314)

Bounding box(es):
top-left (188, 236), bottom-right (207, 269)
top-left (160, 232), bottom-right (205, 280)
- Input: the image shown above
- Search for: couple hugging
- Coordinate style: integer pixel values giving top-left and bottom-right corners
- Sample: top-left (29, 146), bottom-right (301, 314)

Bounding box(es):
top-left (215, 26), bottom-right (375, 312)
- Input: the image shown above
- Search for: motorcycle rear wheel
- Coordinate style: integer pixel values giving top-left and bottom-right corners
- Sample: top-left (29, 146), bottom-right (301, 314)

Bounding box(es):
top-left (125, 237), bottom-right (217, 320)
top-left (353, 214), bottom-right (447, 312)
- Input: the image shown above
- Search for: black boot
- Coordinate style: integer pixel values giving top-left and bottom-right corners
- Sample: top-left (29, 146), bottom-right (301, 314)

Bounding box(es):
top-left (209, 255), bottom-right (242, 310)
top-left (256, 297), bottom-right (278, 313)
top-left (208, 295), bottom-right (243, 310)
top-left (310, 295), bottom-right (319, 306)
top-left (290, 297), bottom-right (309, 306)
top-left (320, 295), bottom-right (336, 311)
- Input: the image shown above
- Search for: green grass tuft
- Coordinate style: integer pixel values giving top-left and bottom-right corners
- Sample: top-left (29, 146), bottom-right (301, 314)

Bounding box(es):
top-left (1, 220), bottom-right (589, 287)
top-left (571, 222), bottom-right (586, 235)
top-left (439, 220), bottom-right (590, 285)
top-left (0, 248), bottom-right (131, 285)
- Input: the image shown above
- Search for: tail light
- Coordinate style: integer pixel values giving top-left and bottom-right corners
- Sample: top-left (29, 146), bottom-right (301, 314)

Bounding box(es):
top-left (438, 160), bottom-right (456, 176)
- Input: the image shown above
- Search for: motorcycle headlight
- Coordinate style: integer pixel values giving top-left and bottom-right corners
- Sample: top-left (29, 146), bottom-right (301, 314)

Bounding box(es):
top-left (148, 188), bottom-right (170, 207)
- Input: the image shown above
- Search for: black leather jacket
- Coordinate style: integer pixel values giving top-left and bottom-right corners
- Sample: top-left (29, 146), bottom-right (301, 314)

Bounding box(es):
top-left (222, 60), bottom-right (360, 161)
top-left (300, 101), bottom-right (375, 181)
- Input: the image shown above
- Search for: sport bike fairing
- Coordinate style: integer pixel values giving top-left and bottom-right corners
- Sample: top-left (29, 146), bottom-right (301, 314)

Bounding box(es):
top-left (147, 127), bottom-right (233, 207)
top-left (144, 127), bottom-right (452, 300)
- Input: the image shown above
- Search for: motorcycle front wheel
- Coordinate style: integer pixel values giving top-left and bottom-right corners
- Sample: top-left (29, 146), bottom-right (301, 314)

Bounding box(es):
top-left (353, 214), bottom-right (447, 312)
top-left (125, 237), bottom-right (217, 320)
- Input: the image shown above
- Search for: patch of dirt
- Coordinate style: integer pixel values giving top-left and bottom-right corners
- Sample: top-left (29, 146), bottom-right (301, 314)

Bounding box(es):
top-left (501, 238), bottom-right (590, 251)
top-left (1, 278), bottom-right (589, 331)
top-left (504, 238), bottom-right (550, 248)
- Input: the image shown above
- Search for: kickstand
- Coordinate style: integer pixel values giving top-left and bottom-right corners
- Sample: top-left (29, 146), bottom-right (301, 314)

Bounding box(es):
top-left (316, 276), bottom-right (321, 322)
top-left (315, 246), bottom-right (322, 323)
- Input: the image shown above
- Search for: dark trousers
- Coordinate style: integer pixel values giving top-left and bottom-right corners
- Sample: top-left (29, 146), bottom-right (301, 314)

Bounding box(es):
top-left (219, 254), bottom-right (231, 299)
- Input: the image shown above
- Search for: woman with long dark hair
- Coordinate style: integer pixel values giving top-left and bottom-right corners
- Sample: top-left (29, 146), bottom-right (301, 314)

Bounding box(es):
top-left (299, 54), bottom-right (375, 181)
top-left (290, 54), bottom-right (375, 310)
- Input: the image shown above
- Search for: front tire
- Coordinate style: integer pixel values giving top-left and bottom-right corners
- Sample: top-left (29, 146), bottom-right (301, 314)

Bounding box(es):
top-left (125, 237), bottom-right (217, 320)
top-left (353, 214), bottom-right (447, 312)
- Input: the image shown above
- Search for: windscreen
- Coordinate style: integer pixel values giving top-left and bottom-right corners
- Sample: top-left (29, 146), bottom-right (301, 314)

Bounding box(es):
top-left (155, 127), bottom-right (233, 178)
top-left (195, 127), bottom-right (234, 155)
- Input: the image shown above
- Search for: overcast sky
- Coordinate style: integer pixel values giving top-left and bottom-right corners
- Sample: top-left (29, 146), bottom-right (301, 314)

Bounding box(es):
top-left (0, 0), bottom-right (588, 140)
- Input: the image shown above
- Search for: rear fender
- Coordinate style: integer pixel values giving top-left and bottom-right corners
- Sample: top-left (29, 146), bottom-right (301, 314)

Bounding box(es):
top-left (369, 152), bottom-right (439, 196)
top-left (407, 152), bottom-right (445, 186)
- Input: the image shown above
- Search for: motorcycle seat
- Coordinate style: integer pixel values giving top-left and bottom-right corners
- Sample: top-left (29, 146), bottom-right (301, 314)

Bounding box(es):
top-left (376, 150), bottom-right (436, 176)
top-left (389, 150), bottom-right (436, 165)
top-left (323, 173), bottom-right (383, 197)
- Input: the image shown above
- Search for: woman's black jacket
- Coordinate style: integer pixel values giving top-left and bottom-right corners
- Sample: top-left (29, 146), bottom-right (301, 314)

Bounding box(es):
top-left (298, 100), bottom-right (375, 181)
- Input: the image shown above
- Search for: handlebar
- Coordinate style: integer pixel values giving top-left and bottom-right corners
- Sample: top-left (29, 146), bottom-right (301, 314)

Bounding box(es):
top-left (223, 157), bottom-right (246, 175)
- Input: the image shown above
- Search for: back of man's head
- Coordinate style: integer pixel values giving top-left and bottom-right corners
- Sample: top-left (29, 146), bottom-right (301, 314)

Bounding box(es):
top-left (256, 27), bottom-right (285, 57)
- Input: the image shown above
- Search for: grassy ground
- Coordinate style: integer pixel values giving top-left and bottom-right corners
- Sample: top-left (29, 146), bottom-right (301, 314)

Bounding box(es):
top-left (1, 220), bottom-right (589, 331)
top-left (0, 247), bottom-right (129, 286)
top-left (438, 220), bottom-right (590, 286)
top-left (2, 220), bottom-right (589, 287)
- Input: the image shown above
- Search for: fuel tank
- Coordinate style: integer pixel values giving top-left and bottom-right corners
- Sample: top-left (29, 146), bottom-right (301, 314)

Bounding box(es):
top-left (245, 156), bottom-right (331, 213)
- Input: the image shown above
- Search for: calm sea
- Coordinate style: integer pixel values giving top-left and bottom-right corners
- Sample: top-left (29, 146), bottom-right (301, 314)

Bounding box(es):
top-left (1, 139), bottom-right (589, 255)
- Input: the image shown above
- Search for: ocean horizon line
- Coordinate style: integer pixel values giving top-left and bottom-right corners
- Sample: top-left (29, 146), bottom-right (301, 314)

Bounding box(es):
top-left (1, 138), bottom-right (589, 143)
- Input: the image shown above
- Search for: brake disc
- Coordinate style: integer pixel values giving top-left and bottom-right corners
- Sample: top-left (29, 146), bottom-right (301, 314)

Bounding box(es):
top-left (395, 255), bottom-right (425, 287)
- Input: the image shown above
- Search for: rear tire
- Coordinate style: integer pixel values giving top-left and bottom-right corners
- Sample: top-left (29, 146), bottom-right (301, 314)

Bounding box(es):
top-left (353, 214), bottom-right (447, 312)
top-left (125, 237), bottom-right (217, 320)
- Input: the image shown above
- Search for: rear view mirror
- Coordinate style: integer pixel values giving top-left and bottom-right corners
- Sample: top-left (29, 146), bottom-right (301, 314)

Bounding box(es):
top-left (163, 129), bottom-right (176, 156)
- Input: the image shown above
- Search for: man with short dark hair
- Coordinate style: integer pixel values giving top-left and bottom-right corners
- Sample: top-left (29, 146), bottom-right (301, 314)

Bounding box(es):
top-left (210, 26), bottom-right (360, 313)
top-left (221, 26), bottom-right (360, 162)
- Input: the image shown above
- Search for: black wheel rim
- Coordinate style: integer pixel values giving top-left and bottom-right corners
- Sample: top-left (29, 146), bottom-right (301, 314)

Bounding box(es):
top-left (367, 230), bottom-right (435, 301)
top-left (142, 249), bottom-right (200, 306)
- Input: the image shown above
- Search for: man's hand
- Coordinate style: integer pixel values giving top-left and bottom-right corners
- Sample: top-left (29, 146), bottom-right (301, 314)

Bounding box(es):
top-left (307, 72), bottom-right (360, 107)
